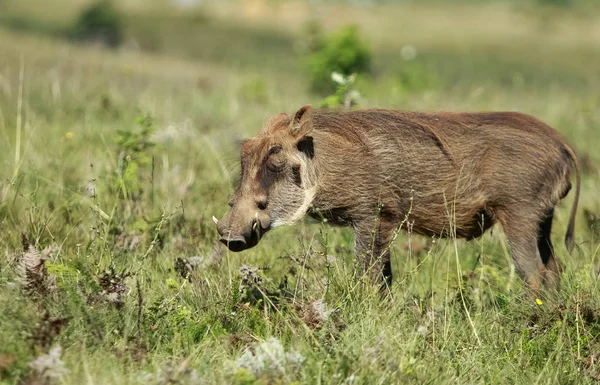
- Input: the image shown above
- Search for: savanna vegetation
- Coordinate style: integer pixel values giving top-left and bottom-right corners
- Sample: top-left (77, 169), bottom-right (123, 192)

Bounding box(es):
top-left (0, 0), bottom-right (599, 384)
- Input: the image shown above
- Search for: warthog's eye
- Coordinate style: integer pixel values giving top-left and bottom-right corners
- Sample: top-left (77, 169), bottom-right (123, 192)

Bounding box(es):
top-left (268, 146), bottom-right (281, 156)
top-left (228, 200), bottom-right (235, 207)
top-left (266, 145), bottom-right (285, 172)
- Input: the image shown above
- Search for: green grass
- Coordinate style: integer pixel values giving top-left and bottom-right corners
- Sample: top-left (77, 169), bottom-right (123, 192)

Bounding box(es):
top-left (1, 1), bottom-right (599, 384)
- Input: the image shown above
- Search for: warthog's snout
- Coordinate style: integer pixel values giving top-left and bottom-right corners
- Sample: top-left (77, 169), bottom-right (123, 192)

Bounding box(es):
top-left (218, 235), bottom-right (247, 252)
top-left (214, 215), bottom-right (264, 252)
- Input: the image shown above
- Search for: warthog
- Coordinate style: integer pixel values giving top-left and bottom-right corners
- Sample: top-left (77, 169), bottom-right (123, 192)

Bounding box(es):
top-left (214, 105), bottom-right (580, 292)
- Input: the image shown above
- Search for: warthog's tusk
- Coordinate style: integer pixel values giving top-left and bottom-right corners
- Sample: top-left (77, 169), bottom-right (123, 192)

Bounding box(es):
top-left (252, 212), bottom-right (259, 230)
top-left (212, 216), bottom-right (219, 226)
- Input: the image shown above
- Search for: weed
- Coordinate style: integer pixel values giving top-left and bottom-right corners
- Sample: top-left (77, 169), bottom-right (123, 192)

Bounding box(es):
top-left (16, 245), bottom-right (59, 298)
top-left (26, 345), bottom-right (68, 384)
top-left (113, 113), bottom-right (155, 202)
top-left (231, 337), bottom-right (305, 384)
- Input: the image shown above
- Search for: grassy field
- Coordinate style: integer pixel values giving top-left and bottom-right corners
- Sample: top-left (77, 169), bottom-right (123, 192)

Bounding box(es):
top-left (1, 1), bottom-right (599, 384)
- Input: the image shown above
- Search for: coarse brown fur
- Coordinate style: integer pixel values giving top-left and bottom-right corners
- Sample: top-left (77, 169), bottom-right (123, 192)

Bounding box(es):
top-left (215, 105), bottom-right (580, 293)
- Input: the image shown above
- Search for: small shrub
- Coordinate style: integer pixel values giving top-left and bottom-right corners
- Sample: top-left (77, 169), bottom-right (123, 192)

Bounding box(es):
top-left (72, 1), bottom-right (124, 48)
top-left (320, 72), bottom-right (361, 109)
top-left (305, 26), bottom-right (371, 94)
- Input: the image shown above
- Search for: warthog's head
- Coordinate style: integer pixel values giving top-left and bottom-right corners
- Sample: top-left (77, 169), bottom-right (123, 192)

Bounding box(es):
top-left (214, 105), bottom-right (316, 252)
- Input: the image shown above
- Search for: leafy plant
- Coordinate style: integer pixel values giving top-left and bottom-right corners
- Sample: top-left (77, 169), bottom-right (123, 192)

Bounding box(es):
top-left (304, 26), bottom-right (371, 94)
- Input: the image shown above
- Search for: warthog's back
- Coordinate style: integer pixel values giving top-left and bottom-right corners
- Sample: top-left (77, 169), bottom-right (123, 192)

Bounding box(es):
top-left (310, 109), bottom-right (575, 239)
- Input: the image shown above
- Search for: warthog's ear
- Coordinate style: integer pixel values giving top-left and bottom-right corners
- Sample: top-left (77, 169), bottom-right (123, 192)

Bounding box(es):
top-left (264, 112), bottom-right (289, 134)
top-left (289, 105), bottom-right (313, 139)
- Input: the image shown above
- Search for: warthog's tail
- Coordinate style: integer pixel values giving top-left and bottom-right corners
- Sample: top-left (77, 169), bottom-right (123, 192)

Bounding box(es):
top-left (562, 143), bottom-right (581, 252)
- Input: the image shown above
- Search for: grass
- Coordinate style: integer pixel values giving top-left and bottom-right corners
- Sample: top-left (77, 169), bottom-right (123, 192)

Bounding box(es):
top-left (0, 1), bottom-right (599, 384)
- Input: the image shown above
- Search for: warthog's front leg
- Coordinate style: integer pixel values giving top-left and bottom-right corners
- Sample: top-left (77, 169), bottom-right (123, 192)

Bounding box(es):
top-left (353, 217), bottom-right (396, 292)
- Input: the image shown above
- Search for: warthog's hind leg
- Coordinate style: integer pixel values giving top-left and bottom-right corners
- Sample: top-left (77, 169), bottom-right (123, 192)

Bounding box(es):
top-left (496, 208), bottom-right (546, 293)
top-left (537, 208), bottom-right (562, 291)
